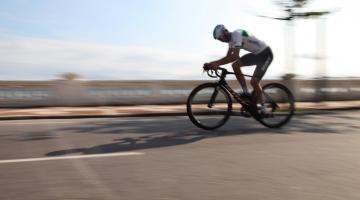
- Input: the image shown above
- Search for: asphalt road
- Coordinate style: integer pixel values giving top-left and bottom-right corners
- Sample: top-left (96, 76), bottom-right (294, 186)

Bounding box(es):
top-left (0, 111), bottom-right (359, 200)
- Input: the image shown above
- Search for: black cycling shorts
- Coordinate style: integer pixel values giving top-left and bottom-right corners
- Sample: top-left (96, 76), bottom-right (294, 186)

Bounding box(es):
top-left (239, 47), bottom-right (273, 80)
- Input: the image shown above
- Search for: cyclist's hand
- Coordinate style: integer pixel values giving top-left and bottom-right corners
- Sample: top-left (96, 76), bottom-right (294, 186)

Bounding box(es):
top-left (203, 62), bottom-right (219, 71)
top-left (203, 63), bottom-right (211, 71)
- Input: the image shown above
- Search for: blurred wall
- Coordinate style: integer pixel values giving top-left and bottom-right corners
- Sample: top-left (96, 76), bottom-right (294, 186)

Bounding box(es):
top-left (0, 79), bottom-right (359, 108)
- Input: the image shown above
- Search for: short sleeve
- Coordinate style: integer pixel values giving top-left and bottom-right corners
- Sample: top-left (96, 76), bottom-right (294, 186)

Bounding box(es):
top-left (229, 31), bottom-right (243, 49)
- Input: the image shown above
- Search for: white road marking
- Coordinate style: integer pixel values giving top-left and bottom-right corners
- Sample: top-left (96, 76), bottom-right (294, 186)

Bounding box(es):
top-left (0, 121), bottom-right (81, 125)
top-left (0, 152), bottom-right (144, 164)
top-left (0, 118), bottom-right (163, 125)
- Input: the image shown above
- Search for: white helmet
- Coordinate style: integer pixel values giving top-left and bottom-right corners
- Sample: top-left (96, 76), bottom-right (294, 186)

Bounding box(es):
top-left (213, 24), bottom-right (226, 40)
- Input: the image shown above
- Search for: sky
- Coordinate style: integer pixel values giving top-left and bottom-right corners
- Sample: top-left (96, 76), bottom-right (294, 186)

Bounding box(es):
top-left (0, 0), bottom-right (358, 80)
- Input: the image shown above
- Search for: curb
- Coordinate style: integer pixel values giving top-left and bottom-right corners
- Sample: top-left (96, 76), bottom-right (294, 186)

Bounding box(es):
top-left (0, 112), bottom-right (187, 121)
top-left (294, 107), bottom-right (360, 115)
top-left (0, 107), bottom-right (359, 121)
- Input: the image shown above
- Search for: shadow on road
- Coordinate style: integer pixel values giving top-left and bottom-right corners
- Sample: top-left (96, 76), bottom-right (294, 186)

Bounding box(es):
top-left (44, 112), bottom-right (359, 157)
top-left (45, 117), bottom-right (266, 156)
top-left (46, 132), bottom-right (209, 156)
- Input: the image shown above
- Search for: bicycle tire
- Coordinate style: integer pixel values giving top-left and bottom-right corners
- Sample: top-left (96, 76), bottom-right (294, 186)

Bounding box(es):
top-left (187, 83), bottom-right (232, 130)
top-left (256, 83), bottom-right (295, 128)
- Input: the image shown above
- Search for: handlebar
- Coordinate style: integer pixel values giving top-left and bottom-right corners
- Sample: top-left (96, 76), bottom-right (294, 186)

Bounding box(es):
top-left (203, 64), bottom-right (230, 78)
top-left (203, 64), bottom-right (252, 78)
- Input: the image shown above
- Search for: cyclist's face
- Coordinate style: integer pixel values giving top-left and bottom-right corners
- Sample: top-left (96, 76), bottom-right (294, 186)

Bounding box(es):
top-left (218, 31), bottom-right (230, 42)
top-left (218, 37), bottom-right (226, 42)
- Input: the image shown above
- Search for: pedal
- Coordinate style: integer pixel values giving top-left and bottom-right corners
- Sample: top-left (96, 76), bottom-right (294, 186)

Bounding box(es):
top-left (260, 112), bottom-right (274, 118)
top-left (240, 108), bottom-right (251, 118)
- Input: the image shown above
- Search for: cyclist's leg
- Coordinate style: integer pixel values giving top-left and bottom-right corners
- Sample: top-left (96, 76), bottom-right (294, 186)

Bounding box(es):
top-left (250, 78), bottom-right (263, 104)
top-left (236, 53), bottom-right (257, 94)
top-left (251, 48), bottom-right (273, 105)
top-left (231, 60), bottom-right (248, 93)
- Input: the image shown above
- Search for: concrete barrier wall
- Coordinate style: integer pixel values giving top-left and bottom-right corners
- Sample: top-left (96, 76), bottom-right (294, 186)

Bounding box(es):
top-left (0, 79), bottom-right (359, 108)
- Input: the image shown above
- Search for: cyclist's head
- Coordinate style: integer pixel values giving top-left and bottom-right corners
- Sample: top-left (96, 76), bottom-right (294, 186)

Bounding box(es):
top-left (213, 24), bottom-right (229, 42)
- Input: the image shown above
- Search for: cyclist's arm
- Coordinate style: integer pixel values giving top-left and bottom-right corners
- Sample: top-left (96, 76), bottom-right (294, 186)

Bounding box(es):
top-left (210, 48), bottom-right (240, 66)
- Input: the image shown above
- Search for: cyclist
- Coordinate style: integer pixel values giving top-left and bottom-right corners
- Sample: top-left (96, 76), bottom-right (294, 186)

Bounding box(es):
top-left (205, 24), bottom-right (273, 115)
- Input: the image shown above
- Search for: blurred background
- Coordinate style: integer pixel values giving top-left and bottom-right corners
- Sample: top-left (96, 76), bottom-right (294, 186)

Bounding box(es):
top-left (0, 0), bottom-right (359, 107)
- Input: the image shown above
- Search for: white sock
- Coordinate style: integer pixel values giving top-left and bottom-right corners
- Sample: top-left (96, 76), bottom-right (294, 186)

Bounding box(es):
top-left (261, 104), bottom-right (267, 112)
top-left (242, 88), bottom-right (249, 94)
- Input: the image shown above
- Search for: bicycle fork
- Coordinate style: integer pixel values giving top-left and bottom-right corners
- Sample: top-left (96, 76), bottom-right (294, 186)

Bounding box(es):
top-left (207, 86), bottom-right (220, 108)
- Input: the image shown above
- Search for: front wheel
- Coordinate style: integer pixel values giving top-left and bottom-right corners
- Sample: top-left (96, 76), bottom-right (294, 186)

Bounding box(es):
top-left (187, 83), bottom-right (232, 130)
top-left (256, 83), bottom-right (295, 128)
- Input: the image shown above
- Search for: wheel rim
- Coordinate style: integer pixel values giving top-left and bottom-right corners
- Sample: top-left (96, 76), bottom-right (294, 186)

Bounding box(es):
top-left (188, 85), bottom-right (231, 129)
top-left (259, 84), bottom-right (294, 127)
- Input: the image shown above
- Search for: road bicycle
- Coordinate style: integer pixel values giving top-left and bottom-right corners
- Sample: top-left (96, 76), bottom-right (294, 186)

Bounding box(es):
top-left (187, 65), bottom-right (295, 130)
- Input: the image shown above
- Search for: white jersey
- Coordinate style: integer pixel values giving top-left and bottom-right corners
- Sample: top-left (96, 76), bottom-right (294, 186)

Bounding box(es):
top-left (228, 29), bottom-right (267, 54)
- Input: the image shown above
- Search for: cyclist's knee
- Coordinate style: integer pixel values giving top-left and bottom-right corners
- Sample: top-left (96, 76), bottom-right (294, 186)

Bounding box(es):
top-left (250, 78), bottom-right (260, 87)
top-left (231, 60), bottom-right (241, 68)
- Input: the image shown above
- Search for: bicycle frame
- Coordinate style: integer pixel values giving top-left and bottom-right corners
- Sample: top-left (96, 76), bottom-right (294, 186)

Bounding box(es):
top-left (187, 66), bottom-right (295, 129)
top-left (207, 67), bottom-right (263, 118)
top-left (211, 68), bottom-right (252, 106)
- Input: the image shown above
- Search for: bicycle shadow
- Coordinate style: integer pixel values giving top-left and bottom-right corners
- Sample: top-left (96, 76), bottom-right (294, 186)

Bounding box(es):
top-left (46, 117), bottom-right (279, 157)
top-left (46, 131), bottom-right (209, 156)
top-left (44, 113), bottom-right (354, 157)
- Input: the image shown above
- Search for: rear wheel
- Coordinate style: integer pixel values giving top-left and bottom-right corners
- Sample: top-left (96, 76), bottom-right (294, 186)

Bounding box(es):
top-left (256, 83), bottom-right (295, 128)
top-left (187, 83), bottom-right (232, 130)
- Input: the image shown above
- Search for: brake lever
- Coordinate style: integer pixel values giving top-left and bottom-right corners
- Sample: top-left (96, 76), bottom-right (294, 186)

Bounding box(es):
top-left (203, 64), bottom-right (219, 78)
top-left (203, 64), bottom-right (211, 71)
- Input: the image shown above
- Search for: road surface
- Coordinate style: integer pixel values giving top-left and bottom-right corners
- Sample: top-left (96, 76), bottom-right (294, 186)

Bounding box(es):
top-left (0, 110), bottom-right (359, 200)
